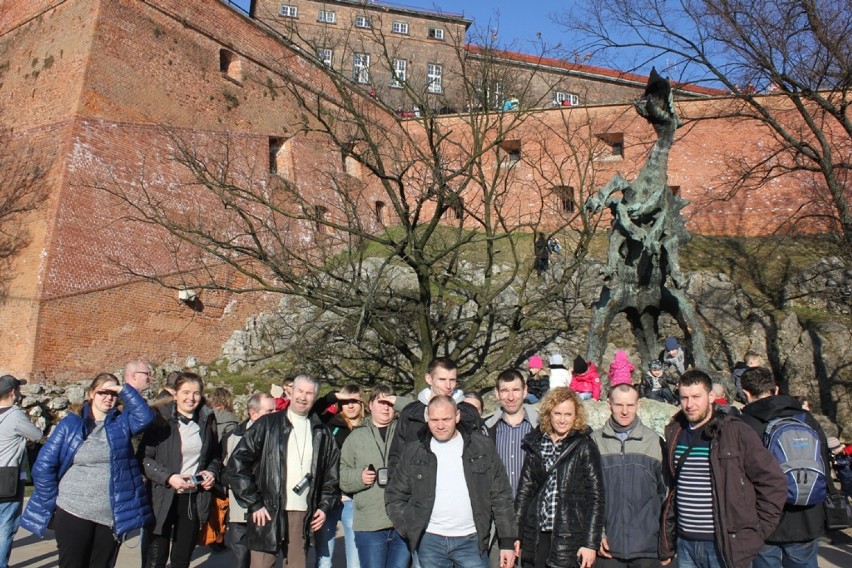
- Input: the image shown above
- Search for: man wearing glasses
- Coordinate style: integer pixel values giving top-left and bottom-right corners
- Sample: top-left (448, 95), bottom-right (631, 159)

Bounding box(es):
top-left (124, 361), bottom-right (153, 394)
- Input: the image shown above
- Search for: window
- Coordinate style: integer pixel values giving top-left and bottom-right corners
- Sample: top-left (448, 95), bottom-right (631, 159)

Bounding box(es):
top-left (427, 64), bottom-right (443, 94)
top-left (353, 53), bottom-right (370, 84)
top-left (596, 132), bottom-right (624, 159)
top-left (392, 21), bottom-right (409, 35)
top-left (355, 15), bottom-right (371, 28)
top-left (498, 139), bottom-right (521, 166)
top-left (375, 201), bottom-right (387, 225)
top-left (318, 48), bottom-right (333, 68)
top-left (428, 27), bottom-right (445, 40)
top-left (445, 196), bottom-right (464, 221)
top-left (317, 10), bottom-right (336, 24)
top-left (553, 186), bottom-right (576, 213)
top-left (554, 91), bottom-right (580, 106)
top-left (268, 137), bottom-right (292, 178)
top-left (279, 4), bottom-right (298, 18)
top-left (314, 205), bottom-right (328, 233)
top-left (219, 49), bottom-right (242, 82)
top-left (391, 59), bottom-right (407, 87)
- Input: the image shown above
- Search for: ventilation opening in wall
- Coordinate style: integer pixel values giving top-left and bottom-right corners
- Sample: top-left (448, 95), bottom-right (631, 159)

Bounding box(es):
top-left (375, 200), bottom-right (387, 225)
top-left (219, 49), bottom-right (242, 83)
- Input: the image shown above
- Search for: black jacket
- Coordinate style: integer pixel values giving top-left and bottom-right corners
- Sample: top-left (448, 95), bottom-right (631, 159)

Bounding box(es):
top-left (515, 427), bottom-right (605, 567)
top-left (138, 403), bottom-right (221, 534)
top-left (225, 411), bottom-right (340, 555)
top-left (384, 429), bottom-right (517, 554)
top-left (740, 394), bottom-right (831, 543)
top-left (387, 397), bottom-right (482, 477)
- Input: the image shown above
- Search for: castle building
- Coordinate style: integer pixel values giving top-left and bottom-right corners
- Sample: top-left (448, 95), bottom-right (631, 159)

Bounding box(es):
top-left (0, 0), bottom-right (835, 381)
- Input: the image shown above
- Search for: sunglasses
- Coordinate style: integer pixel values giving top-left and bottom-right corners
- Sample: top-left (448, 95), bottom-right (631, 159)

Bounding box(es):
top-left (95, 391), bottom-right (119, 398)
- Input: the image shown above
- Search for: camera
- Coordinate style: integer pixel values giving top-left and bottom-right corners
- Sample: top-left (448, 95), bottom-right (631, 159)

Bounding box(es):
top-left (292, 473), bottom-right (313, 496)
top-left (376, 468), bottom-right (388, 487)
top-left (188, 474), bottom-right (205, 485)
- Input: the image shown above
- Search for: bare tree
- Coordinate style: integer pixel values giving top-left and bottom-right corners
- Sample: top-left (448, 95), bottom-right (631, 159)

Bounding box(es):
top-left (0, 130), bottom-right (47, 300)
top-left (96, 27), bottom-right (610, 391)
top-left (560, 0), bottom-right (852, 249)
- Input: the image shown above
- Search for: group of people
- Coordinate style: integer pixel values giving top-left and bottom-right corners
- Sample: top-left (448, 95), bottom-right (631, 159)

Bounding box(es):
top-left (0, 348), bottom-right (848, 568)
top-left (524, 337), bottom-right (762, 410)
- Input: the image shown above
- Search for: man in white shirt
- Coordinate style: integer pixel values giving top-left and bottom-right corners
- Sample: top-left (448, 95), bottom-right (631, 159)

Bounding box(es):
top-left (386, 396), bottom-right (517, 567)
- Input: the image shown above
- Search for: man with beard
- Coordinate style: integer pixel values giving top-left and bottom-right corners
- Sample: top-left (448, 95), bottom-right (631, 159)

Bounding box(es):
top-left (592, 384), bottom-right (666, 568)
top-left (659, 370), bottom-right (786, 568)
top-left (227, 375), bottom-right (339, 568)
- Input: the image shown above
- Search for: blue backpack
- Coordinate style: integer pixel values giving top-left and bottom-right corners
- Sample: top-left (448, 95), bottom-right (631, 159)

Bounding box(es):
top-left (763, 413), bottom-right (827, 507)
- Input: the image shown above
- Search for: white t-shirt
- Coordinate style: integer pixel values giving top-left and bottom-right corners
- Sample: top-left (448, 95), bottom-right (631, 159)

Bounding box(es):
top-left (426, 432), bottom-right (476, 537)
top-left (286, 410), bottom-right (313, 511)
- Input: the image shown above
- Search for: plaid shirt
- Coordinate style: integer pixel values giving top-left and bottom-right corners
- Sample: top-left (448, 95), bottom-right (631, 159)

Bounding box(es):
top-left (537, 435), bottom-right (565, 531)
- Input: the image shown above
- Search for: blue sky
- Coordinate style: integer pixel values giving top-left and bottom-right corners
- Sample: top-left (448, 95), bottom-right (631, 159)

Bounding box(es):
top-left (227, 1), bottom-right (576, 53)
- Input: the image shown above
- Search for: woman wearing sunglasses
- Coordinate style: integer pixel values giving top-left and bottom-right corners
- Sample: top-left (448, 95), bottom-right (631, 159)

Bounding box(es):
top-left (21, 372), bottom-right (156, 568)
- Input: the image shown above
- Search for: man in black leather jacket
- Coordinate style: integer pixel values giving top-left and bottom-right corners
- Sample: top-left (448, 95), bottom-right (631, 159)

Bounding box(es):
top-left (226, 375), bottom-right (339, 568)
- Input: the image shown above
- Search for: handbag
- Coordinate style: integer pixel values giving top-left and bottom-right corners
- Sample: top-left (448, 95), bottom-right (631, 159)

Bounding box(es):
top-left (824, 492), bottom-right (852, 530)
top-left (0, 466), bottom-right (19, 499)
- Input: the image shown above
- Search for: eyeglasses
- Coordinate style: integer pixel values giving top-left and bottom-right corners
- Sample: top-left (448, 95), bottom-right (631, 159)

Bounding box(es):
top-left (134, 371), bottom-right (151, 376)
top-left (95, 391), bottom-right (119, 398)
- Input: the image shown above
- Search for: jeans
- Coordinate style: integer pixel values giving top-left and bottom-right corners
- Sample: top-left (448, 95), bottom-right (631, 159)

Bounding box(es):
top-left (577, 392), bottom-right (593, 401)
top-left (417, 532), bottom-right (487, 568)
top-left (751, 540), bottom-right (819, 568)
top-left (226, 522), bottom-right (250, 568)
top-left (315, 499), bottom-right (360, 568)
top-left (0, 493), bottom-right (22, 568)
top-left (355, 528), bottom-right (410, 568)
top-left (677, 538), bottom-right (724, 568)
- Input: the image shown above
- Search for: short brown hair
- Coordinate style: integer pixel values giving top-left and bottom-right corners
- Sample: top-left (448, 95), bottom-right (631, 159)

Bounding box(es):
top-left (539, 387), bottom-right (587, 437)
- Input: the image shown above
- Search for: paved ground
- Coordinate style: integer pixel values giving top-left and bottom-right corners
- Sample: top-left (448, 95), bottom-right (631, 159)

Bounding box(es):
top-left (10, 526), bottom-right (346, 567)
top-left (9, 527), bottom-right (852, 567)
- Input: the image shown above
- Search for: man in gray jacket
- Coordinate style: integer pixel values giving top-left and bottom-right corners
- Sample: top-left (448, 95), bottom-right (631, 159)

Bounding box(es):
top-left (591, 384), bottom-right (667, 568)
top-left (0, 374), bottom-right (43, 568)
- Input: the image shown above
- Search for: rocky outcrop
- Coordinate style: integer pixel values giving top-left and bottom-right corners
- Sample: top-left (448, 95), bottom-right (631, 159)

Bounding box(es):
top-left (221, 257), bottom-right (852, 436)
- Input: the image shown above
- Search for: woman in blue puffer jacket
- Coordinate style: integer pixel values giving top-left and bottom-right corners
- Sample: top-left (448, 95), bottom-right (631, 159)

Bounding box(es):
top-left (21, 372), bottom-right (155, 568)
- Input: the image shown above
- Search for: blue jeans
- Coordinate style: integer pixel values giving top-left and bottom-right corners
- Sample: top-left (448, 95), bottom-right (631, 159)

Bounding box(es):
top-left (417, 532), bottom-right (487, 568)
top-left (315, 499), bottom-right (360, 568)
top-left (0, 494), bottom-right (22, 568)
top-left (751, 540), bottom-right (819, 568)
top-left (355, 528), bottom-right (410, 568)
top-left (677, 539), bottom-right (724, 568)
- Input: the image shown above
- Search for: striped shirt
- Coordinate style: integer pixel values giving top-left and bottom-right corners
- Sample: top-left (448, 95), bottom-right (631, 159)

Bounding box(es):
top-left (495, 414), bottom-right (533, 496)
top-left (675, 426), bottom-right (715, 541)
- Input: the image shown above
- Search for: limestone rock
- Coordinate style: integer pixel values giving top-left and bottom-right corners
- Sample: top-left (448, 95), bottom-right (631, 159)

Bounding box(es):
top-left (46, 397), bottom-right (69, 411)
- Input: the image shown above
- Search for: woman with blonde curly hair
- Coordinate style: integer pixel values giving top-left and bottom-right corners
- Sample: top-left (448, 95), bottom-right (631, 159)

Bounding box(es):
top-left (515, 387), bottom-right (605, 568)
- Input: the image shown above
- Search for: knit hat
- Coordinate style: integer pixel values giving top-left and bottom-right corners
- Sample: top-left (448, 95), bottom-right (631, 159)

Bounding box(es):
top-left (828, 437), bottom-right (843, 453)
top-left (649, 359), bottom-right (664, 371)
top-left (549, 354), bottom-right (564, 367)
top-left (528, 355), bottom-right (543, 370)
top-left (664, 336), bottom-right (680, 351)
top-left (573, 356), bottom-right (588, 375)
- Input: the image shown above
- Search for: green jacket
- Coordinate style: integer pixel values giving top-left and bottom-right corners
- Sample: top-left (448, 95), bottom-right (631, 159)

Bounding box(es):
top-left (339, 418), bottom-right (398, 531)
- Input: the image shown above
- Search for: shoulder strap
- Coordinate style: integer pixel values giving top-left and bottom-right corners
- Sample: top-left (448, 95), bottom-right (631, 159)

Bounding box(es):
top-left (674, 435), bottom-right (700, 476)
top-left (543, 436), bottom-right (584, 479)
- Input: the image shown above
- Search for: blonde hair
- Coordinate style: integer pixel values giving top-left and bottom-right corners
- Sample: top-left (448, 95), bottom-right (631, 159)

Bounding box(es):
top-left (539, 387), bottom-right (587, 436)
